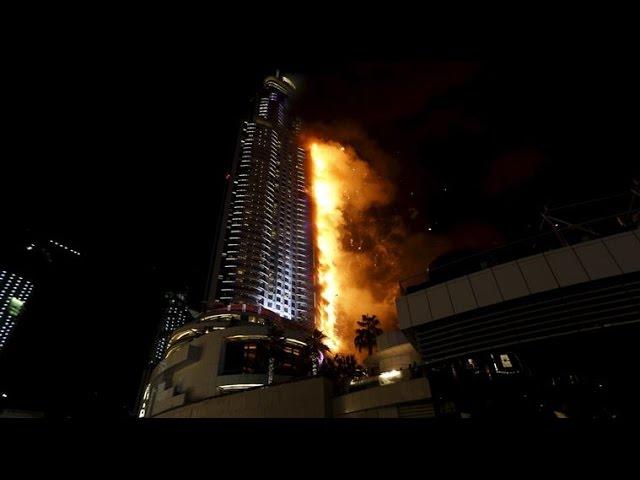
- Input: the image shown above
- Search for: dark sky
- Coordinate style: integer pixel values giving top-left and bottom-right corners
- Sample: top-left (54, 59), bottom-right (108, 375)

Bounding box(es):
top-left (1, 25), bottom-right (638, 415)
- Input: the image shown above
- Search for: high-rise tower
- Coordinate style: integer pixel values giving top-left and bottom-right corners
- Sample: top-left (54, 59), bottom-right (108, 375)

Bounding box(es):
top-left (209, 74), bottom-right (314, 323)
top-left (148, 291), bottom-right (193, 367)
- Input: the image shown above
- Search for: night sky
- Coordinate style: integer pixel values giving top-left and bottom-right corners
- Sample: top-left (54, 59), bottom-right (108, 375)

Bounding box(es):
top-left (1, 26), bottom-right (638, 416)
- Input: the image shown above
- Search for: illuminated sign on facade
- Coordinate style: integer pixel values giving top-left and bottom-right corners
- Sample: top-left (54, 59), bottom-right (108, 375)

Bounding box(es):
top-left (8, 297), bottom-right (25, 317)
top-left (0, 270), bottom-right (33, 351)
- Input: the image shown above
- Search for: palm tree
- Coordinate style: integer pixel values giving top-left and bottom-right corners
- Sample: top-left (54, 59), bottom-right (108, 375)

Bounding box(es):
top-left (264, 324), bottom-right (285, 385)
top-left (333, 354), bottom-right (366, 393)
top-left (334, 354), bottom-right (358, 379)
top-left (304, 328), bottom-right (332, 376)
top-left (354, 314), bottom-right (383, 356)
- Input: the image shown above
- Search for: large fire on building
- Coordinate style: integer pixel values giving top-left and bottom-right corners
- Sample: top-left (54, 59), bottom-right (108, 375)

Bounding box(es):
top-left (307, 136), bottom-right (507, 357)
top-left (309, 140), bottom-right (405, 355)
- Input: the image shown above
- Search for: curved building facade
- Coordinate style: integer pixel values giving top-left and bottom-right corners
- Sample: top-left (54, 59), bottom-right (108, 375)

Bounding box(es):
top-left (139, 304), bottom-right (438, 418)
top-left (139, 304), bottom-right (313, 418)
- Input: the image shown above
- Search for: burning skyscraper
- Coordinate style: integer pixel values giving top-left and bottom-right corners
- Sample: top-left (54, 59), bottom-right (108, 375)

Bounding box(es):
top-left (208, 74), bottom-right (314, 324)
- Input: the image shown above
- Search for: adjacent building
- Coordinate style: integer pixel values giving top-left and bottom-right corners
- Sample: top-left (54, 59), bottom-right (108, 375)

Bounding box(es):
top-left (147, 291), bottom-right (194, 367)
top-left (397, 228), bottom-right (640, 364)
top-left (396, 222), bottom-right (640, 418)
top-left (209, 74), bottom-right (314, 324)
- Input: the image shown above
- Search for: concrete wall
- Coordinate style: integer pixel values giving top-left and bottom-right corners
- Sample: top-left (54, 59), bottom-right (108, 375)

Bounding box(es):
top-left (153, 372), bottom-right (433, 418)
top-left (332, 377), bottom-right (432, 418)
top-left (365, 341), bottom-right (422, 373)
top-left (398, 229), bottom-right (640, 329)
top-left (155, 377), bottom-right (332, 418)
top-left (377, 330), bottom-right (410, 350)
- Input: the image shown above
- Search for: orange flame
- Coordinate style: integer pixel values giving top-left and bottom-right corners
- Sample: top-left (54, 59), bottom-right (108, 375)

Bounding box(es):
top-left (310, 142), bottom-right (342, 352)
top-left (309, 140), bottom-right (396, 354)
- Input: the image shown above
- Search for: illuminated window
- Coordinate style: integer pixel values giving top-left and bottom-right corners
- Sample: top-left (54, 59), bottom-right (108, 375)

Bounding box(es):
top-left (222, 340), bottom-right (267, 375)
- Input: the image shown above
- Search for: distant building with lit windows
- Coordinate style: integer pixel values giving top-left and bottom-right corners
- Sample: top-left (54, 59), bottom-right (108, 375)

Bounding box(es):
top-left (148, 292), bottom-right (194, 367)
top-left (0, 236), bottom-right (81, 353)
top-left (0, 270), bottom-right (33, 352)
top-left (209, 74), bottom-right (314, 324)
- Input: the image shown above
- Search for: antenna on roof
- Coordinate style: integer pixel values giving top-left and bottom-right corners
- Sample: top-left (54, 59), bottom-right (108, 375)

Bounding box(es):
top-left (275, 68), bottom-right (280, 78)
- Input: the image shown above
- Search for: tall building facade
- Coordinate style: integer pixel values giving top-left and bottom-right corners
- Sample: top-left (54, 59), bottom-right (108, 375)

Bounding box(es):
top-left (0, 270), bottom-right (33, 352)
top-left (209, 74), bottom-right (314, 323)
top-left (148, 291), bottom-right (193, 367)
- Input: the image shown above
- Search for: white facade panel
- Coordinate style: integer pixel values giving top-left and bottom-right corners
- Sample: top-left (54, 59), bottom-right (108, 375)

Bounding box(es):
top-left (427, 284), bottom-right (454, 320)
top-left (603, 232), bottom-right (640, 273)
top-left (407, 290), bottom-right (432, 326)
top-left (396, 297), bottom-right (412, 330)
top-left (446, 278), bottom-right (478, 314)
top-left (518, 254), bottom-right (559, 294)
top-left (468, 270), bottom-right (503, 307)
top-left (574, 240), bottom-right (622, 280)
top-left (545, 248), bottom-right (589, 287)
top-left (492, 262), bottom-right (529, 300)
